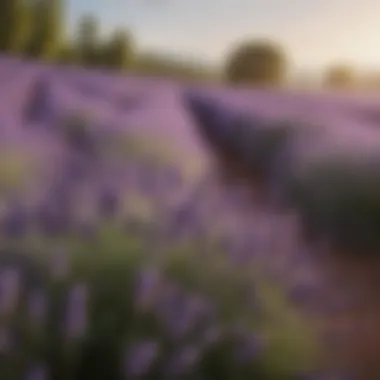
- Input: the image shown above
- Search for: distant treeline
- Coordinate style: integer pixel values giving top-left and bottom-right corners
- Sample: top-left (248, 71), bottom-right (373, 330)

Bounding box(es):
top-left (0, 1), bottom-right (219, 83)
top-left (1, 1), bottom-right (378, 88)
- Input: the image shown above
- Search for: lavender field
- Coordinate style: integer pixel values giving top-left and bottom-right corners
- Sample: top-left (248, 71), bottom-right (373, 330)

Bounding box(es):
top-left (2, 55), bottom-right (380, 379)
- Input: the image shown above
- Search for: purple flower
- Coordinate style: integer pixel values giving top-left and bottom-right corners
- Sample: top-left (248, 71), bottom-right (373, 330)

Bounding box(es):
top-left (162, 165), bottom-right (182, 190)
top-left (137, 167), bottom-right (157, 196)
top-left (156, 282), bottom-right (183, 319)
top-left (0, 268), bottom-right (21, 315)
top-left (22, 76), bottom-right (54, 125)
top-left (35, 202), bottom-right (71, 236)
top-left (62, 157), bottom-right (89, 183)
top-left (157, 287), bottom-right (214, 341)
top-left (64, 283), bottom-right (88, 340)
top-left (97, 187), bottom-right (118, 218)
top-left (124, 340), bottom-right (159, 377)
top-left (175, 295), bottom-right (214, 337)
top-left (2, 201), bottom-right (28, 237)
top-left (167, 201), bottom-right (199, 238)
top-left (134, 269), bottom-right (163, 311)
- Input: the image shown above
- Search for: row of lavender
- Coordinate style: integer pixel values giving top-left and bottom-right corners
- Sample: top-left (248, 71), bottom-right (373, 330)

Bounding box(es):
top-left (183, 87), bottom-right (380, 379)
top-left (0, 59), bottom-right (356, 379)
top-left (184, 90), bottom-right (380, 256)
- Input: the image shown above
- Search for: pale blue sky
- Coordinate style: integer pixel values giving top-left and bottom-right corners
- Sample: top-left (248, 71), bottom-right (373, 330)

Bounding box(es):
top-left (67, 0), bottom-right (380, 70)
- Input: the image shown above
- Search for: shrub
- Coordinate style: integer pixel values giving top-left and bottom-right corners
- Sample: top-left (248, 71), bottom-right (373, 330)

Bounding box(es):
top-left (224, 39), bottom-right (288, 86)
top-left (323, 65), bottom-right (356, 89)
top-left (103, 28), bottom-right (135, 72)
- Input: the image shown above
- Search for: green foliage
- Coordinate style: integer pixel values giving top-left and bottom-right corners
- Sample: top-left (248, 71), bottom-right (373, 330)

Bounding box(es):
top-left (102, 28), bottom-right (134, 72)
top-left (75, 14), bottom-right (101, 67)
top-left (136, 53), bottom-right (219, 82)
top-left (0, 0), bottom-right (30, 53)
top-left (224, 39), bottom-right (288, 86)
top-left (57, 43), bottom-right (79, 65)
top-left (0, 0), bottom-right (218, 80)
top-left (26, 0), bottom-right (63, 60)
top-left (1, 224), bottom-right (319, 380)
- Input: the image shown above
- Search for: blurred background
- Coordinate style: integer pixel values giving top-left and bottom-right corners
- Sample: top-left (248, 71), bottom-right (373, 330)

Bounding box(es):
top-left (2, 0), bottom-right (380, 90)
top-left (1, 1), bottom-right (380, 380)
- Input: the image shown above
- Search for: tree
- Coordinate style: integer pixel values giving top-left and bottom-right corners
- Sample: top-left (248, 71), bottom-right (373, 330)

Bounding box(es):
top-left (0, 0), bottom-right (30, 54)
top-left (27, 0), bottom-right (64, 61)
top-left (224, 39), bottom-right (287, 86)
top-left (75, 14), bottom-right (101, 67)
top-left (324, 65), bottom-right (356, 88)
top-left (57, 43), bottom-right (78, 65)
top-left (103, 28), bottom-right (134, 72)
top-left (135, 53), bottom-right (218, 82)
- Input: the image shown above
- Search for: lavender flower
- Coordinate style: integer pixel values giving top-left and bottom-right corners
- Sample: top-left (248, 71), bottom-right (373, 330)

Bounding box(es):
top-left (124, 340), bottom-right (159, 377)
top-left (174, 295), bottom-right (215, 338)
top-left (2, 201), bottom-right (28, 237)
top-left (162, 165), bottom-right (183, 190)
top-left (22, 76), bottom-right (54, 125)
top-left (137, 167), bottom-right (157, 196)
top-left (35, 203), bottom-right (71, 237)
top-left (157, 287), bottom-right (213, 341)
top-left (97, 187), bottom-right (118, 218)
top-left (134, 269), bottom-right (163, 311)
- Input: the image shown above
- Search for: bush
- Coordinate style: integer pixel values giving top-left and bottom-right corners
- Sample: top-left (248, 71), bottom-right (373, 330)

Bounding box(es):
top-left (323, 65), bottom-right (356, 89)
top-left (58, 44), bottom-right (79, 65)
top-left (75, 14), bottom-right (101, 67)
top-left (224, 39), bottom-right (288, 86)
top-left (102, 28), bottom-right (135, 72)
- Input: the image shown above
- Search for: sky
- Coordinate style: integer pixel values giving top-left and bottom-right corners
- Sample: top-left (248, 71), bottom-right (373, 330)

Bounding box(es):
top-left (67, 0), bottom-right (380, 72)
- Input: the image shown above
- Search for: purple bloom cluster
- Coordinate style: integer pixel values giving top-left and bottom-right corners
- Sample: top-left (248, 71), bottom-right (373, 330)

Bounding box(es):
top-left (184, 92), bottom-right (380, 258)
top-left (0, 58), bottom-right (369, 380)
